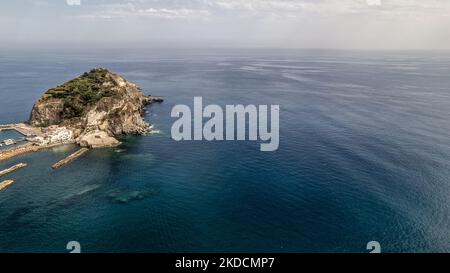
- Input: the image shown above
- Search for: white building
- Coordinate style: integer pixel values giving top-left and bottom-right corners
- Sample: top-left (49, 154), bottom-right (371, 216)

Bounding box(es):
top-left (47, 127), bottom-right (74, 144)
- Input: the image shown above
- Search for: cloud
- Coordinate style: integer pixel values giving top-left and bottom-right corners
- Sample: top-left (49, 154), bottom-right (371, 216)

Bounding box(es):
top-left (4, 0), bottom-right (450, 50)
top-left (366, 0), bottom-right (382, 6)
top-left (77, 3), bottom-right (210, 20)
top-left (75, 0), bottom-right (450, 20)
top-left (138, 8), bottom-right (210, 19)
top-left (66, 0), bottom-right (81, 6)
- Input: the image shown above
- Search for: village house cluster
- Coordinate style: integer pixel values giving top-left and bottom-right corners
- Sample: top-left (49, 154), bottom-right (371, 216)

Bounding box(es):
top-left (28, 126), bottom-right (74, 145)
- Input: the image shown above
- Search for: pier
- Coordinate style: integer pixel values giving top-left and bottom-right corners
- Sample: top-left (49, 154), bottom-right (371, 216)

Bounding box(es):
top-left (0, 180), bottom-right (14, 191)
top-left (0, 163), bottom-right (27, 177)
top-left (0, 143), bottom-right (42, 162)
top-left (0, 123), bottom-right (43, 137)
top-left (52, 148), bottom-right (89, 169)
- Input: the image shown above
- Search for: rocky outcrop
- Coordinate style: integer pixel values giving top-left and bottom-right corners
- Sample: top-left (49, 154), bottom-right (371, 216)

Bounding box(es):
top-left (78, 130), bottom-right (120, 148)
top-left (29, 68), bottom-right (162, 148)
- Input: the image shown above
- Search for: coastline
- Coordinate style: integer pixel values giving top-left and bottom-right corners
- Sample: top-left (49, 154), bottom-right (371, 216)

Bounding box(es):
top-left (0, 122), bottom-right (75, 162)
top-left (0, 141), bottom-right (75, 162)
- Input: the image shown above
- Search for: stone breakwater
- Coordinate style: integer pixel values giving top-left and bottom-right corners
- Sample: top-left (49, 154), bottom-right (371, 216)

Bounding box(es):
top-left (0, 142), bottom-right (72, 162)
top-left (0, 180), bottom-right (14, 191)
top-left (52, 148), bottom-right (89, 169)
top-left (0, 163), bottom-right (27, 177)
top-left (0, 143), bottom-right (43, 161)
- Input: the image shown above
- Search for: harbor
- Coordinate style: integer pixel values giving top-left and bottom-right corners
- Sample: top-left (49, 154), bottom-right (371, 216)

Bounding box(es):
top-left (0, 123), bottom-right (43, 137)
top-left (0, 123), bottom-right (41, 149)
top-left (0, 123), bottom-right (76, 162)
top-left (0, 123), bottom-right (85, 191)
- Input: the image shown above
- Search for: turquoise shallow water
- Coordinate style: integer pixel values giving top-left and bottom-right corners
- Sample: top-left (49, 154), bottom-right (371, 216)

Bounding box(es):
top-left (0, 49), bottom-right (449, 253)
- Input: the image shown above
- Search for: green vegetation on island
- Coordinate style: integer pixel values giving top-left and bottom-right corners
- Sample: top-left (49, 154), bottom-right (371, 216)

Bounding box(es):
top-left (39, 68), bottom-right (118, 118)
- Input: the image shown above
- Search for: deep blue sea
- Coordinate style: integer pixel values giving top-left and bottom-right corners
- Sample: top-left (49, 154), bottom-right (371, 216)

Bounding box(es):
top-left (0, 49), bottom-right (449, 253)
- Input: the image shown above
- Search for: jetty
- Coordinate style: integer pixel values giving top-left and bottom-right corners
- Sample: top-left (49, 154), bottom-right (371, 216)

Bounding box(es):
top-left (52, 148), bottom-right (89, 169)
top-left (0, 123), bottom-right (42, 137)
top-left (0, 143), bottom-right (43, 162)
top-left (0, 163), bottom-right (27, 177)
top-left (0, 180), bottom-right (14, 191)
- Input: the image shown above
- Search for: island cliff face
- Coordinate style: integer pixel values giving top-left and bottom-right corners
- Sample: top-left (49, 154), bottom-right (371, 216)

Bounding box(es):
top-left (29, 68), bottom-right (161, 148)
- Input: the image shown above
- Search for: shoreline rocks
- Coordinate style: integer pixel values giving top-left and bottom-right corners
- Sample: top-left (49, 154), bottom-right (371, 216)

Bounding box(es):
top-left (78, 130), bottom-right (121, 148)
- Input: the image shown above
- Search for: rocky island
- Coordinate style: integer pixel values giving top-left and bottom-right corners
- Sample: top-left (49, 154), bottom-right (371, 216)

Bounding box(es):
top-left (30, 68), bottom-right (162, 148)
top-left (0, 68), bottom-right (162, 163)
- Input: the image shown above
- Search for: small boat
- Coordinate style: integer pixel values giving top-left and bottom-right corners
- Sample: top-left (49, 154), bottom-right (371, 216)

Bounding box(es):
top-left (4, 139), bottom-right (15, 146)
top-left (0, 180), bottom-right (14, 191)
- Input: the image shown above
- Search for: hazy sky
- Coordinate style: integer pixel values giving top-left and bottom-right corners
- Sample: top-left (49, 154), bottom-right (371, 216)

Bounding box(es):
top-left (1, 0), bottom-right (450, 50)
